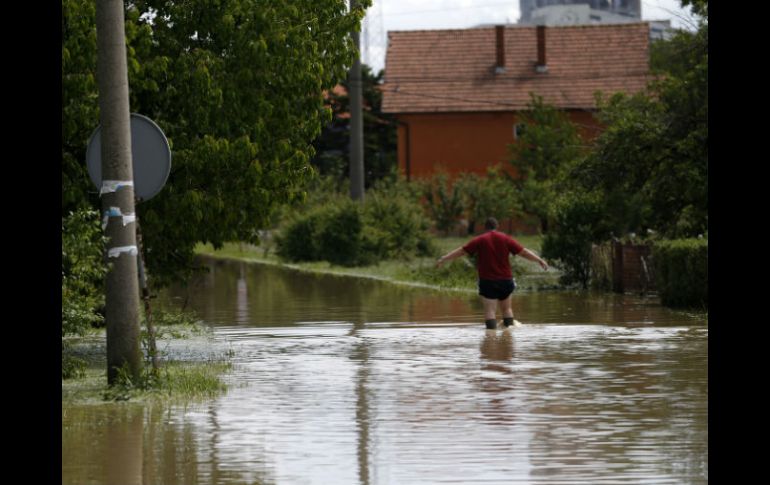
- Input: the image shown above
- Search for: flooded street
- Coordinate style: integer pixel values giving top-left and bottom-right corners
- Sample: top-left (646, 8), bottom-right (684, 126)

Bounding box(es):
top-left (63, 257), bottom-right (707, 484)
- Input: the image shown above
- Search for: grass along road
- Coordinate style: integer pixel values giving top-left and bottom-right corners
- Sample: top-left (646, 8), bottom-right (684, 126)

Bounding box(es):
top-left (195, 234), bottom-right (562, 293)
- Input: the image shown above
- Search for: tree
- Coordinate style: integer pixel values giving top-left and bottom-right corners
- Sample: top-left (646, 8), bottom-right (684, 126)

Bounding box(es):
top-left (544, 0), bottom-right (707, 286)
top-left (311, 65), bottom-right (397, 188)
top-left (507, 94), bottom-right (585, 233)
top-left (571, 3), bottom-right (707, 238)
top-left (455, 166), bottom-right (518, 235)
top-left (62, 0), bottom-right (371, 286)
top-left (419, 173), bottom-right (464, 236)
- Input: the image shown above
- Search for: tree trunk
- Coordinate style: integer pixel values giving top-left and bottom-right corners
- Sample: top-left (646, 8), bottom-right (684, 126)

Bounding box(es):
top-left (95, 0), bottom-right (142, 384)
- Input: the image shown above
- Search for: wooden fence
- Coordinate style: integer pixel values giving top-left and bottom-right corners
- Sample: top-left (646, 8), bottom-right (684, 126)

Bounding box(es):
top-left (591, 241), bottom-right (655, 294)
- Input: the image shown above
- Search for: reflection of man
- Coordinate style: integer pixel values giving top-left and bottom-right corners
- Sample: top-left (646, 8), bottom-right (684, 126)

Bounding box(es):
top-left (480, 328), bottom-right (514, 363)
top-left (436, 217), bottom-right (548, 329)
top-left (478, 330), bottom-right (515, 421)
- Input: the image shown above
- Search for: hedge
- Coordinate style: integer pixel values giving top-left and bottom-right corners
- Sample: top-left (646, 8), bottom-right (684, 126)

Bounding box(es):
top-left (652, 238), bottom-right (708, 308)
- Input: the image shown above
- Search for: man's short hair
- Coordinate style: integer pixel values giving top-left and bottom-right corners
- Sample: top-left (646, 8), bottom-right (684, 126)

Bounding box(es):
top-left (484, 217), bottom-right (498, 230)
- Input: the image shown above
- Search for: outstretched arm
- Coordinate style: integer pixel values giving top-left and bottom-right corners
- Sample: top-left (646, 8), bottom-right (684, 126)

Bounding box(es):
top-left (518, 248), bottom-right (549, 271)
top-left (436, 247), bottom-right (468, 267)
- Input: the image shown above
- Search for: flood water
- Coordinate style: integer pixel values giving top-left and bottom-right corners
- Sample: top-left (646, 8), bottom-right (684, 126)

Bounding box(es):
top-left (63, 257), bottom-right (708, 484)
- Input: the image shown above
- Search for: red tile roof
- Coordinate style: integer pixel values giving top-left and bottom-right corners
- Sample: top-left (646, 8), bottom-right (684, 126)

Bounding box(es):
top-left (382, 23), bottom-right (651, 113)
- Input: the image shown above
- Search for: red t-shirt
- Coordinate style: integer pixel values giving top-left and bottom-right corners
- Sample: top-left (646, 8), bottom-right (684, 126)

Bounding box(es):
top-left (462, 230), bottom-right (524, 280)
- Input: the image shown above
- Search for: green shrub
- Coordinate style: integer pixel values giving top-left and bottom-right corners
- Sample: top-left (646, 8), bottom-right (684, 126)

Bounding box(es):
top-left (62, 209), bottom-right (107, 379)
top-left (419, 173), bottom-right (464, 236)
top-left (542, 192), bottom-right (609, 288)
top-left (276, 179), bottom-right (435, 266)
top-left (363, 187), bottom-right (434, 259)
top-left (317, 199), bottom-right (364, 266)
top-left (455, 167), bottom-right (518, 234)
top-left (652, 238), bottom-right (708, 308)
top-left (276, 198), bottom-right (364, 266)
top-left (62, 209), bottom-right (107, 335)
top-left (275, 211), bottom-right (322, 262)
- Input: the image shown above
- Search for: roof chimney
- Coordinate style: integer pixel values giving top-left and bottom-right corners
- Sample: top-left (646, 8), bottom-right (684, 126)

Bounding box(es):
top-left (495, 25), bottom-right (505, 74)
top-left (535, 25), bottom-right (548, 73)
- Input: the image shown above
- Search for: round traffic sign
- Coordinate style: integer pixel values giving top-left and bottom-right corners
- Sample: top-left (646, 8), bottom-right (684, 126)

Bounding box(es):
top-left (86, 113), bottom-right (171, 201)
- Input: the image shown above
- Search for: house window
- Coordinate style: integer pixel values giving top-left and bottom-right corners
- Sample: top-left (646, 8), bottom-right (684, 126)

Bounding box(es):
top-left (513, 123), bottom-right (526, 140)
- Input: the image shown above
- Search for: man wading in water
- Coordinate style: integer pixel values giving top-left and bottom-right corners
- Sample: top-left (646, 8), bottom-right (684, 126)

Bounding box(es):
top-left (436, 217), bottom-right (549, 329)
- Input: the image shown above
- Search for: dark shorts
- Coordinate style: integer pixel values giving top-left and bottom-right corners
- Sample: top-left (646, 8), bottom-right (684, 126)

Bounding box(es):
top-left (478, 279), bottom-right (516, 300)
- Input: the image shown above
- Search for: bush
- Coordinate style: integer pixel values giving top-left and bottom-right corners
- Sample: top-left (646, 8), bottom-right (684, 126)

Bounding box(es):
top-left (317, 199), bottom-right (364, 266)
top-left (62, 209), bottom-right (107, 335)
top-left (419, 173), bottom-right (464, 236)
top-left (276, 198), bottom-right (364, 266)
top-left (276, 183), bottom-right (435, 266)
top-left (652, 238), bottom-right (708, 308)
top-left (275, 210), bottom-right (322, 262)
top-left (363, 185), bottom-right (435, 259)
top-left (541, 192), bottom-right (609, 288)
top-left (455, 167), bottom-right (518, 235)
top-left (62, 209), bottom-right (107, 379)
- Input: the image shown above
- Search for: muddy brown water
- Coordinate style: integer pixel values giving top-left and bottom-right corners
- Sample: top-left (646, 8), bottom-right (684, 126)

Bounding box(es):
top-left (62, 257), bottom-right (707, 484)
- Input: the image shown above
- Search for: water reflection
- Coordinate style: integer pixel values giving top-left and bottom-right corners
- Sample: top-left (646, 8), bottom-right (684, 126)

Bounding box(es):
top-left (161, 256), bottom-right (705, 329)
top-left (63, 258), bottom-right (707, 484)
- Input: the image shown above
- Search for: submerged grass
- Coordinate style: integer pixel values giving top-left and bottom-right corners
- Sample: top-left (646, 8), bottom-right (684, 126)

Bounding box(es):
top-left (62, 310), bottom-right (233, 404)
top-left (62, 359), bottom-right (232, 404)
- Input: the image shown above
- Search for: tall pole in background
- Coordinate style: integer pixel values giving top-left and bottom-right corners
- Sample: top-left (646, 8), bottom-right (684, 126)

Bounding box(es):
top-left (95, 0), bottom-right (143, 384)
top-left (349, 0), bottom-right (365, 201)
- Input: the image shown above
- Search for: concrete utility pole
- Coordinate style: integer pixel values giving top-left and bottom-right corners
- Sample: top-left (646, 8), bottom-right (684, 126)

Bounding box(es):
top-left (349, 0), bottom-right (365, 201)
top-left (95, 0), bottom-right (143, 384)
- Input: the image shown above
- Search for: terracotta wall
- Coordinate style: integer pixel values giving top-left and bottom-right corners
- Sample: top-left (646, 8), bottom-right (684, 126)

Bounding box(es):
top-left (396, 110), bottom-right (602, 180)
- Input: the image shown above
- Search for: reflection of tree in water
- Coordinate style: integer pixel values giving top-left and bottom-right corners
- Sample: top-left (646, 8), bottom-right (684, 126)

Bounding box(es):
top-left (168, 258), bottom-right (482, 327)
top-left (63, 405), bottom-right (144, 485)
top-left (62, 402), bottom-right (275, 485)
top-left (142, 403), bottom-right (274, 485)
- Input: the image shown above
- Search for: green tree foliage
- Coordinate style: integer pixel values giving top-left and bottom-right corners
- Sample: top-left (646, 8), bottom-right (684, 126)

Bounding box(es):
top-left (62, 209), bottom-right (108, 378)
top-left (62, 210), bottom-right (107, 337)
top-left (419, 173), bottom-right (464, 236)
top-left (311, 65), bottom-right (397, 187)
top-left (455, 166), bottom-right (518, 235)
top-left (652, 238), bottom-right (708, 308)
top-left (62, 0), bottom-right (100, 211)
top-left (62, 0), bottom-right (370, 286)
top-left (541, 191), bottom-right (610, 289)
top-left (570, 3), bottom-right (707, 239)
top-left (507, 94), bottom-right (585, 233)
top-left (544, 1), bottom-right (707, 286)
top-left (275, 182), bottom-right (432, 266)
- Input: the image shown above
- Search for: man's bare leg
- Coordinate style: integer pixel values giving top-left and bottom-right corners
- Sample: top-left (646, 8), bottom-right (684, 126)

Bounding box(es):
top-left (498, 295), bottom-right (515, 327)
top-left (483, 297), bottom-right (498, 329)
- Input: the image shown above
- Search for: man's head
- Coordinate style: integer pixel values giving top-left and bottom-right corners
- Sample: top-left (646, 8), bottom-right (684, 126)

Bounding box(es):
top-left (484, 217), bottom-right (498, 231)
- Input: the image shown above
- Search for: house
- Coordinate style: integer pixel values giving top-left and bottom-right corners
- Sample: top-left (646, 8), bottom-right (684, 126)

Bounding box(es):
top-left (381, 22), bottom-right (652, 181)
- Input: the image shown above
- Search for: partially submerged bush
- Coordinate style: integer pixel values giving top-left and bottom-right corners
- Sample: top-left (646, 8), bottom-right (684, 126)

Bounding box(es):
top-left (653, 238), bottom-right (708, 308)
